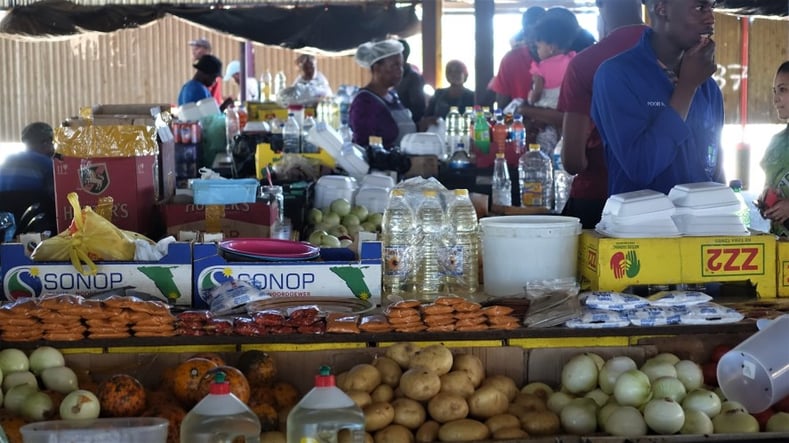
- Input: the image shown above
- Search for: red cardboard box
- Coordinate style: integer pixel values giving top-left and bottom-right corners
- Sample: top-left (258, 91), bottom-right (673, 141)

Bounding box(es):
top-left (54, 155), bottom-right (156, 235)
top-left (160, 201), bottom-right (277, 239)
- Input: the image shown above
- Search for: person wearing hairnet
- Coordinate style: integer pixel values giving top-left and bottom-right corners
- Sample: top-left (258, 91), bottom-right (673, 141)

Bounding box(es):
top-left (349, 39), bottom-right (417, 149)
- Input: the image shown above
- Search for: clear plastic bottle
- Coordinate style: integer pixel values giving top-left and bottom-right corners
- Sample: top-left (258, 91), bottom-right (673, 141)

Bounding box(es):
top-left (224, 107), bottom-right (240, 156)
top-left (260, 70), bottom-right (272, 102)
top-left (492, 152), bottom-right (512, 206)
top-left (283, 112), bottom-right (301, 153)
top-left (445, 189), bottom-right (479, 296)
top-left (511, 114), bottom-right (526, 155)
top-left (729, 179), bottom-right (751, 228)
top-left (274, 70), bottom-right (287, 98)
top-left (554, 167), bottom-right (573, 214)
top-left (446, 106), bottom-right (462, 154)
top-left (181, 372), bottom-right (261, 443)
top-left (287, 366), bottom-right (365, 443)
top-left (491, 111), bottom-right (508, 153)
top-left (381, 188), bottom-right (416, 299)
top-left (416, 190), bottom-right (446, 298)
top-left (519, 143), bottom-right (554, 210)
top-left (336, 85), bottom-right (353, 128)
top-left (462, 108), bottom-right (474, 148)
top-left (302, 115), bottom-right (318, 153)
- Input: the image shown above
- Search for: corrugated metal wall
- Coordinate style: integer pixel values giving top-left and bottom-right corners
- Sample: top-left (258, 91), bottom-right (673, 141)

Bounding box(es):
top-left (0, 14), bottom-right (368, 141)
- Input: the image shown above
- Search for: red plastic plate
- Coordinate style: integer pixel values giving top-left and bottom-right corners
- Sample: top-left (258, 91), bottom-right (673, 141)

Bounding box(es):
top-left (219, 238), bottom-right (320, 261)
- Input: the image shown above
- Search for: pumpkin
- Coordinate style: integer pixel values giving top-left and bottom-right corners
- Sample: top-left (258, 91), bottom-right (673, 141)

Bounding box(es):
top-left (248, 398), bottom-right (279, 432)
top-left (97, 374), bottom-right (147, 417)
top-left (197, 366), bottom-right (251, 405)
top-left (147, 388), bottom-right (180, 409)
top-left (272, 381), bottom-right (300, 410)
top-left (144, 402), bottom-right (186, 443)
top-left (159, 365), bottom-right (178, 393)
top-left (236, 350), bottom-right (277, 386)
top-left (190, 352), bottom-right (226, 367)
top-left (172, 358), bottom-right (218, 407)
top-left (0, 410), bottom-right (26, 443)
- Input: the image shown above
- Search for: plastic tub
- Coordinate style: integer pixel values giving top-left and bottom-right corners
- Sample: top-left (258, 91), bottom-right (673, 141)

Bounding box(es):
top-left (192, 178), bottom-right (259, 205)
top-left (21, 417), bottom-right (168, 443)
top-left (480, 215), bottom-right (581, 297)
top-left (355, 187), bottom-right (390, 214)
top-left (314, 175), bottom-right (358, 210)
top-left (717, 315), bottom-right (789, 413)
top-left (361, 173), bottom-right (395, 191)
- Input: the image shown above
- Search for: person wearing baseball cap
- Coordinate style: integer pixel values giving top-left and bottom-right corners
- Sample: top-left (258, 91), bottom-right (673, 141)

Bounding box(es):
top-left (188, 37), bottom-right (223, 105)
top-left (178, 54), bottom-right (223, 106)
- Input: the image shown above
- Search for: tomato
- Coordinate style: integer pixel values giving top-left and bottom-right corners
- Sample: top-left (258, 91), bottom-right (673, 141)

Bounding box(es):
top-left (711, 344), bottom-right (733, 363)
top-left (702, 361), bottom-right (718, 387)
top-left (753, 408), bottom-right (774, 431)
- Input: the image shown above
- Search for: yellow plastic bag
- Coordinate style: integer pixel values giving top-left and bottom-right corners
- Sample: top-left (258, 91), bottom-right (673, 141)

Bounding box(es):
top-left (31, 192), bottom-right (136, 275)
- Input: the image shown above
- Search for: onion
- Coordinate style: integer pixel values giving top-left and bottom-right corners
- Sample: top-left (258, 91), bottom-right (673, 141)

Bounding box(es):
top-left (613, 369), bottom-right (651, 407)
top-left (547, 391), bottom-right (575, 414)
top-left (712, 409), bottom-right (759, 433)
top-left (640, 359), bottom-right (677, 383)
top-left (584, 388), bottom-right (610, 407)
top-left (766, 411), bottom-right (789, 432)
top-left (21, 391), bottom-right (54, 421)
top-left (4, 384), bottom-right (38, 413)
top-left (597, 400), bottom-right (619, 430)
top-left (651, 377), bottom-right (686, 403)
top-left (560, 398), bottom-right (598, 435)
top-left (682, 388), bottom-right (721, 418)
top-left (680, 408), bottom-right (714, 435)
top-left (29, 347), bottom-right (65, 376)
top-left (2, 370), bottom-right (37, 393)
top-left (520, 382), bottom-right (554, 400)
top-left (41, 366), bottom-right (79, 394)
top-left (643, 397), bottom-right (685, 434)
top-left (599, 356), bottom-right (637, 395)
top-left (604, 405), bottom-right (647, 437)
top-left (587, 353), bottom-right (605, 371)
top-left (719, 400), bottom-right (746, 414)
top-left (60, 389), bottom-right (101, 420)
top-left (0, 348), bottom-right (29, 374)
top-left (561, 354), bottom-right (599, 394)
top-left (650, 353), bottom-right (680, 365)
top-left (674, 360), bottom-right (704, 391)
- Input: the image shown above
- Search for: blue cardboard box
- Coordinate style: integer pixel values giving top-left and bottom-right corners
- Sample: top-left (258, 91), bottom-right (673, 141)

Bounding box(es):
top-left (0, 242), bottom-right (193, 305)
top-left (192, 242), bottom-right (383, 309)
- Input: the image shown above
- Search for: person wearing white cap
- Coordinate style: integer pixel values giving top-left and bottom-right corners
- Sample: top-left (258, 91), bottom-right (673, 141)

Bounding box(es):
top-left (349, 39), bottom-right (416, 149)
top-left (188, 37), bottom-right (223, 106)
top-left (224, 60), bottom-right (260, 103)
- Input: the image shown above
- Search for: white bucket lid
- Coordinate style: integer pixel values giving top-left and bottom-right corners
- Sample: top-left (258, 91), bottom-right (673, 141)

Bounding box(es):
top-left (480, 215), bottom-right (581, 238)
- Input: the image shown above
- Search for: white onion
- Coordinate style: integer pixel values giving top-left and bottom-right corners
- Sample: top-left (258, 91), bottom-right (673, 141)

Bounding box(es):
top-left (597, 400), bottom-right (619, 430)
top-left (587, 353), bottom-right (605, 371)
top-left (561, 354), bottom-right (599, 394)
top-left (560, 398), bottom-right (598, 435)
top-left (547, 391), bottom-right (575, 414)
top-left (650, 353), bottom-right (680, 365)
top-left (604, 405), bottom-right (647, 437)
top-left (4, 384), bottom-right (38, 413)
top-left (651, 377), bottom-right (687, 403)
top-left (712, 409), bottom-right (759, 433)
top-left (60, 389), bottom-right (101, 420)
top-left (643, 397), bottom-right (685, 435)
top-left (0, 349), bottom-right (29, 374)
top-left (584, 388), bottom-right (610, 407)
top-left (766, 411), bottom-right (789, 432)
top-left (41, 366), bottom-right (79, 394)
top-left (2, 370), bottom-right (37, 393)
top-left (599, 356), bottom-right (637, 395)
top-left (674, 360), bottom-right (704, 391)
top-left (682, 389), bottom-right (721, 418)
top-left (28, 347), bottom-right (65, 376)
top-left (613, 369), bottom-right (651, 407)
top-left (640, 359), bottom-right (677, 383)
top-left (719, 400), bottom-right (746, 414)
top-left (21, 391), bottom-right (54, 421)
top-left (680, 408), bottom-right (714, 435)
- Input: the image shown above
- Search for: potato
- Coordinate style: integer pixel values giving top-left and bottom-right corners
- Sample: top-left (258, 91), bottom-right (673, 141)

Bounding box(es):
top-left (409, 344), bottom-right (453, 375)
top-left (364, 402), bottom-right (395, 432)
top-left (338, 429), bottom-right (368, 443)
top-left (399, 368), bottom-right (441, 402)
top-left (371, 384), bottom-right (394, 403)
top-left (520, 410), bottom-right (560, 436)
top-left (385, 343), bottom-right (420, 369)
top-left (347, 364), bottom-right (382, 393)
top-left (493, 427), bottom-right (529, 439)
top-left (337, 371), bottom-right (351, 391)
top-left (481, 375), bottom-right (519, 401)
top-left (260, 431), bottom-right (286, 443)
top-left (373, 356), bottom-right (403, 387)
top-left (391, 398), bottom-right (426, 430)
top-left (451, 354), bottom-right (485, 387)
top-left (347, 390), bottom-right (373, 408)
top-left (414, 420), bottom-right (440, 443)
top-left (374, 424), bottom-right (414, 443)
top-left (438, 419), bottom-right (490, 442)
top-left (521, 381), bottom-right (554, 401)
top-left (439, 371), bottom-right (475, 398)
top-left (427, 392), bottom-right (469, 423)
top-left (468, 386), bottom-right (509, 418)
top-left (484, 414), bottom-right (521, 434)
top-left (512, 393), bottom-right (547, 411)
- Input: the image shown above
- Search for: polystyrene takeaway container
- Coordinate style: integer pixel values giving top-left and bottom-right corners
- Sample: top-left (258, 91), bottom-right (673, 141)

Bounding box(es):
top-left (314, 175), bottom-right (358, 210)
top-left (355, 186), bottom-right (390, 214)
top-left (21, 417), bottom-right (168, 443)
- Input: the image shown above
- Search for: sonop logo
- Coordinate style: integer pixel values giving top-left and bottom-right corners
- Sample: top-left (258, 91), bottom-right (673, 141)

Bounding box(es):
top-left (4, 267), bottom-right (43, 300)
top-left (609, 250), bottom-right (641, 280)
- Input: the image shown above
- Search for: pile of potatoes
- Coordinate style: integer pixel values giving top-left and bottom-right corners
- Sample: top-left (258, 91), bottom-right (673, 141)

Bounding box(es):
top-left (334, 342), bottom-right (561, 442)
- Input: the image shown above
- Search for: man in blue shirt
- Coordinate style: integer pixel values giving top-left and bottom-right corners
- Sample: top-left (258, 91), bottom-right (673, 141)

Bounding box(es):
top-left (591, 0), bottom-right (723, 196)
top-left (178, 54), bottom-right (222, 106)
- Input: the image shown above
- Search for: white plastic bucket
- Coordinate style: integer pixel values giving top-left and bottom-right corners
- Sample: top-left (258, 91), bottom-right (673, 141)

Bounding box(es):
top-left (480, 215), bottom-right (581, 297)
top-left (717, 315), bottom-right (789, 413)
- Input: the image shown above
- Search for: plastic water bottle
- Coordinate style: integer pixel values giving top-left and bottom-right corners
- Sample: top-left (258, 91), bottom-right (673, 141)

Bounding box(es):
top-left (446, 106), bottom-right (462, 153)
top-left (519, 143), bottom-right (554, 210)
top-left (336, 85), bottom-right (353, 127)
top-left (445, 189), bottom-right (479, 296)
top-left (382, 189), bottom-right (416, 299)
top-left (511, 114), bottom-right (526, 155)
top-left (180, 372), bottom-right (261, 443)
top-left (274, 70), bottom-right (287, 98)
top-left (283, 112), bottom-right (301, 153)
top-left (492, 152), bottom-right (512, 206)
top-left (730, 179), bottom-right (751, 228)
top-left (416, 190), bottom-right (446, 298)
top-left (260, 70), bottom-right (272, 102)
top-left (302, 115), bottom-right (318, 153)
top-left (554, 167), bottom-right (573, 214)
top-left (287, 366), bottom-right (365, 443)
top-left (492, 111), bottom-right (508, 153)
top-left (224, 107), bottom-right (240, 155)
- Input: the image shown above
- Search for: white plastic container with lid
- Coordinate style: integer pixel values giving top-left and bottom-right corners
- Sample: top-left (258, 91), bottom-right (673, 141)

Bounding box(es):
top-left (314, 175), bottom-right (358, 210)
top-left (21, 418), bottom-right (168, 443)
top-left (360, 173), bottom-right (395, 191)
top-left (355, 186), bottom-right (390, 214)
